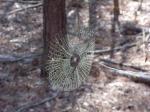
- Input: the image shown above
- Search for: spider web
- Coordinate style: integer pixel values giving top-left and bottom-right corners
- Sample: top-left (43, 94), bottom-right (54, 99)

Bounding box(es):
top-left (46, 29), bottom-right (95, 91)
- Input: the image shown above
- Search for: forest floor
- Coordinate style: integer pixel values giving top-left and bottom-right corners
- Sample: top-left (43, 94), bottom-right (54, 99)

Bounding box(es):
top-left (0, 0), bottom-right (150, 112)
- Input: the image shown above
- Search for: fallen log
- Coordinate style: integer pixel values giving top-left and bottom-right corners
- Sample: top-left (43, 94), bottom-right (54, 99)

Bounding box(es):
top-left (99, 62), bottom-right (150, 85)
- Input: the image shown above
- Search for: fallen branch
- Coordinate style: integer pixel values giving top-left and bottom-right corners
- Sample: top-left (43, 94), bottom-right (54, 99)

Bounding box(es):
top-left (8, 2), bottom-right (43, 15)
top-left (91, 42), bottom-right (136, 54)
top-left (0, 41), bottom-right (138, 63)
top-left (0, 0), bottom-right (15, 2)
top-left (15, 91), bottom-right (59, 112)
top-left (0, 53), bottom-right (41, 63)
top-left (99, 58), bottom-right (147, 72)
top-left (0, 42), bottom-right (136, 63)
top-left (99, 62), bottom-right (150, 85)
top-left (17, 0), bottom-right (42, 4)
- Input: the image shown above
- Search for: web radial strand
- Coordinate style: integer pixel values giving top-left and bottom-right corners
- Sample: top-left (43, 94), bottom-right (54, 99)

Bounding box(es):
top-left (47, 62), bottom-right (62, 79)
top-left (77, 65), bottom-right (87, 80)
top-left (80, 40), bottom-right (95, 56)
top-left (48, 40), bottom-right (71, 59)
top-left (48, 59), bottom-right (69, 80)
top-left (77, 66), bottom-right (87, 81)
top-left (46, 29), bottom-right (95, 91)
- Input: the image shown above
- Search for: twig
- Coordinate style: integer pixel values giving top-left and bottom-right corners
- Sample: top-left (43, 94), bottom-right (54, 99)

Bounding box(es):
top-left (0, 0), bottom-right (15, 2)
top-left (99, 62), bottom-right (150, 85)
top-left (0, 0), bottom-right (15, 18)
top-left (0, 53), bottom-right (41, 63)
top-left (138, 0), bottom-right (143, 11)
top-left (15, 91), bottom-right (59, 112)
top-left (8, 2), bottom-right (43, 15)
top-left (16, 0), bottom-right (42, 4)
top-left (99, 58), bottom-right (148, 72)
top-left (134, 0), bottom-right (143, 21)
top-left (91, 42), bottom-right (136, 54)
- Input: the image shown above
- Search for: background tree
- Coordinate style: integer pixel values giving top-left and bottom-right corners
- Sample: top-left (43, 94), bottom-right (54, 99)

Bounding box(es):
top-left (111, 0), bottom-right (120, 33)
top-left (89, 0), bottom-right (97, 29)
top-left (110, 0), bottom-right (120, 58)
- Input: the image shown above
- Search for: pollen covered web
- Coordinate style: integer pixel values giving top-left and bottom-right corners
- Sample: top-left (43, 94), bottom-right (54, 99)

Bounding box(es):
top-left (46, 29), bottom-right (95, 91)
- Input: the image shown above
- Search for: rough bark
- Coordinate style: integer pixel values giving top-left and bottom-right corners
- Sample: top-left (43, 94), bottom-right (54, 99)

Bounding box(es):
top-left (111, 0), bottom-right (120, 33)
top-left (41, 0), bottom-right (66, 77)
top-left (110, 0), bottom-right (120, 58)
top-left (89, 0), bottom-right (97, 29)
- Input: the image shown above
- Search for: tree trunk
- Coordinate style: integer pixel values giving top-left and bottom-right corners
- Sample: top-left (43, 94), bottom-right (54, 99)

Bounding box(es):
top-left (89, 0), bottom-right (97, 29)
top-left (111, 0), bottom-right (120, 33)
top-left (110, 0), bottom-right (120, 58)
top-left (41, 0), bottom-right (66, 77)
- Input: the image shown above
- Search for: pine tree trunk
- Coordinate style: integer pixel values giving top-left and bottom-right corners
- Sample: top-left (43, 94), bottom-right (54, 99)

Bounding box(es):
top-left (111, 0), bottom-right (120, 33)
top-left (110, 0), bottom-right (120, 58)
top-left (41, 0), bottom-right (66, 77)
top-left (89, 0), bottom-right (97, 29)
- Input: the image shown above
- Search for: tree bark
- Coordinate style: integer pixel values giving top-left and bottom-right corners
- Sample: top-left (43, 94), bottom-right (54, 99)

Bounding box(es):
top-left (110, 0), bottom-right (120, 58)
top-left (41, 0), bottom-right (66, 77)
top-left (111, 0), bottom-right (120, 33)
top-left (89, 0), bottom-right (97, 29)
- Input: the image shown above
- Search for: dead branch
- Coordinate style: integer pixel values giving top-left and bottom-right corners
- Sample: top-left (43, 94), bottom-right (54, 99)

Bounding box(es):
top-left (0, 42), bottom-right (136, 63)
top-left (91, 42), bottom-right (136, 54)
top-left (15, 91), bottom-right (59, 112)
top-left (0, 53), bottom-right (41, 63)
top-left (0, 0), bottom-right (15, 2)
top-left (99, 62), bottom-right (150, 85)
top-left (99, 58), bottom-right (147, 72)
top-left (8, 2), bottom-right (43, 15)
top-left (17, 0), bottom-right (42, 4)
top-left (0, 0), bottom-right (15, 20)
top-left (138, 0), bottom-right (143, 11)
